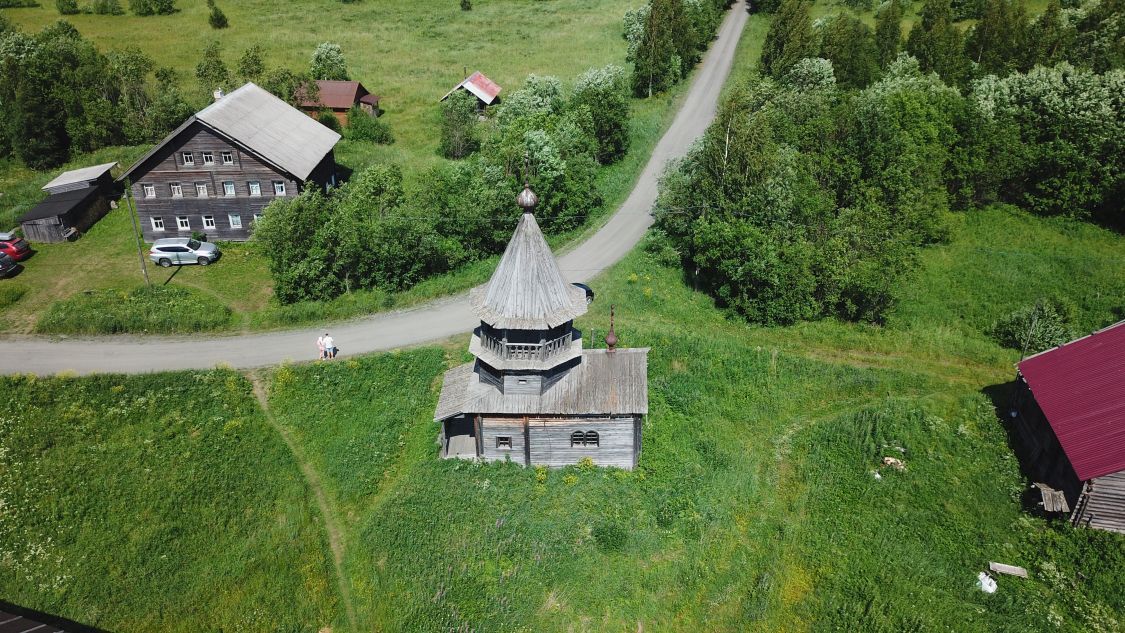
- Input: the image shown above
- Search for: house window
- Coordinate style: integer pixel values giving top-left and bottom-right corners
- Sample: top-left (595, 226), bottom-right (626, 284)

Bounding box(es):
top-left (496, 436), bottom-right (512, 449)
top-left (203, 215), bottom-right (216, 229)
top-left (177, 216), bottom-right (190, 230)
top-left (170, 183), bottom-right (183, 197)
top-left (570, 431), bottom-right (600, 447)
top-left (248, 181), bottom-right (261, 197)
top-left (142, 184), bottom-right (156, 198)
top-left (221, 151), bottom-right (233, 165)
top-left (181, 152), bottom-right (194, 166)
top-left (195, 183), bottom-right (208, 198)
top-left (151, 217), bottom-right (165, 231)
top-left (273, 181), bottom-right (286, 196)
top-left (229, 214), bottom-right (242, 229)
top-left (201, 151), bottom-right (214, 165)
top-left (223, 181), bottom-right (235, 197)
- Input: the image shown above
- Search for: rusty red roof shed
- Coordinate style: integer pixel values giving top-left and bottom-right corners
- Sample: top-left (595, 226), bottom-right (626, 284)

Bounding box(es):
top-left (1018, 320), bottom-right (1125, 481)
top-left (441, 71), bottom-right (502, 105)
top-left (298, 80), bottom-right (380, 111)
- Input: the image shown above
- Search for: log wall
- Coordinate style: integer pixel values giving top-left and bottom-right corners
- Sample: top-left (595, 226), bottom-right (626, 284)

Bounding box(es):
top-left (1073, 471), bottom-right (1125, 534)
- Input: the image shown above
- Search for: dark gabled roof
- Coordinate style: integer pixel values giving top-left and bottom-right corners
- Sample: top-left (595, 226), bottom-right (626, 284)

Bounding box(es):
top-left (441, 71), bottom-right (502, 105)
top-left (298, 80), bottom-right (380, 110)
top-left (1019, 320), bottom-right (1125, 481)
top-left (120, 83), bottom-right (339, 183)
top-left (19, 186), bottom-right (100, 223)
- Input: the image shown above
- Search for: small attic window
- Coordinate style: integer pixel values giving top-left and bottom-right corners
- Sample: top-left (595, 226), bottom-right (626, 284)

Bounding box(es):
top-left (517, 378), bottom-right (528, 385)
top-left (496, 436), bottom-right (512, 449)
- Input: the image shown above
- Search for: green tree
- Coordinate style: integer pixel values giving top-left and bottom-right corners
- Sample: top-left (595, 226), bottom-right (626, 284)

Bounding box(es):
top-left (195, 40), bottom-right (229, 93)
top-left (261, 67), bottom-right (317, 105)
top-left (1026, 0), bottom-right (1072, 67)
top-left (309, 42), bottom-right (348, 81)
top-left (344, 107), bottom-right (394, 144)
top-left (965, 0), bottom-right (1030, 75)
top-left (129, 0), bottom-right (175, 16)
top-left (571, 64), bottom-right (631, 164)
top-left (208, 2), bottom-right (229, 29)
top-left (819, 14), bottom-right (881, 88)
top-left (632, 0), bottom-right (687, 97)
top-left (439, 90), bottom-right (479, 159)
top-left (147, 67), bottom-right (195, 141)
top-left (252, 189), bottom-right (338, 303)
top-left (760, 0), bottom-right (817, 78)
top-left (906, 0), bottom-right (970, 86)
top-left (875, 0), bottom-right (905, 68)
top-left (56, 0), bottom-right (79, 15)
top-left (237, 44), bottom-right (264, 83)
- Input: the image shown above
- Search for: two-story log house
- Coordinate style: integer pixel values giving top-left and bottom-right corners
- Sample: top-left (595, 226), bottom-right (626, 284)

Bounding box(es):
top-left (120, 83), bottom-right (340, 242)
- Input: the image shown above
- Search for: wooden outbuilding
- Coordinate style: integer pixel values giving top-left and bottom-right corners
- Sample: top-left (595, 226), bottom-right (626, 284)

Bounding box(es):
top-left (119, 82), bottom-right (340, 242)
top-left (1012, 320), bottom-right (1125, 534)
top-left (434, 185), bottom-right (648, 469)
top-left (19, 162), bottom-right (117, 243)
top-left (440, 71), bottom-right (502, 110)
top-left (298, 80), bottom-right (381, 125)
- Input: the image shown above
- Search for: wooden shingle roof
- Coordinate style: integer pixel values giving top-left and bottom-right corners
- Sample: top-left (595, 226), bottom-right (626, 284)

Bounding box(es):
top-left (468, 212), bottom-right (588, 330)
top-left (434, 348), bottom-right (649, 421)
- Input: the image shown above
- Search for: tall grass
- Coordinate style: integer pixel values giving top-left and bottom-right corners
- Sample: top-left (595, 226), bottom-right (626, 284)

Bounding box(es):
top-left (0, 370), bottom-right (340, 631)
top-left (35, 285), bottom-right (232, 334)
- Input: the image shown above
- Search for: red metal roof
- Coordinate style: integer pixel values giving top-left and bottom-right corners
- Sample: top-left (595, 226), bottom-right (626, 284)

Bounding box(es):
top-left (1019, 320), bottom-right (1125, 481)
top-left (298, 80), bottom-right (378, 110)
top-left (440, 71), bottom-right (502, 105)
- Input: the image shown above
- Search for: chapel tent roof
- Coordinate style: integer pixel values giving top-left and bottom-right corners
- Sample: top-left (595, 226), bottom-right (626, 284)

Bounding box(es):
top-left (41, 162), bottom-right (117, 194)
top-left (19, 186), bottom-right (101, 222)
top-left (468, 211), bottom-right (588, 330)
top-left (121, 82), bottom-right (340, 183)
top-left (298, 80), bottom-right (380, 110)
top-left (1019, 320), bottom-right (1125, 481)
top-left (441, 71), bottom-right (502, 105)
top-left (434, 348), bottom-right (649, 421)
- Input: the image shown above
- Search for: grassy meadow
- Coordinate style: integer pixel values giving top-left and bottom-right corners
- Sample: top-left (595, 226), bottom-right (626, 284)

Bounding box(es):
top-left (4, 203), bottom-right (1122, 630)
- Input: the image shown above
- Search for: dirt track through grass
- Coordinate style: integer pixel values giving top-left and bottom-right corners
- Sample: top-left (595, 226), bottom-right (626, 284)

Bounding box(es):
top-left (249, 372), bottom-right (357, 632)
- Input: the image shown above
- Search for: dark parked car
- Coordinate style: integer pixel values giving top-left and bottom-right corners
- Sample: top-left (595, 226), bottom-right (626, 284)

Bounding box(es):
top-left (0, 253), bottom-right (17, 277)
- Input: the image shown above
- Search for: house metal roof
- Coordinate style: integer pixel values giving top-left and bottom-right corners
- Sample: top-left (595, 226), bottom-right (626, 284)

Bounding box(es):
top-left (468, 211), bottom-right (588, 330)
top-left (441, 71), bottom-right (502, 105)
top-left (434, 348), bottom-right (649, 421)
top-left (1019, 320), bottom-right (1125, 481)
top-left (122, 82), bottom-right (339, 184)
top-left (197, 83), bottom-right (340, 180)
top-left (41, 162), bottom-right (116, 193)
top-left (298, 80), bottom-right (380, 110)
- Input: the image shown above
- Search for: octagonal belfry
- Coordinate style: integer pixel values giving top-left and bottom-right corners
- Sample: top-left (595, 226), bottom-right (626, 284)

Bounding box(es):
top-left (435, 185), bottom-right (648, 469)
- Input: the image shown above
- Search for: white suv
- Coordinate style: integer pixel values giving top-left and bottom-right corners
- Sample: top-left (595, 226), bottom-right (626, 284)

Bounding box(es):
top-left (149, 238), bottom-right (221, 267)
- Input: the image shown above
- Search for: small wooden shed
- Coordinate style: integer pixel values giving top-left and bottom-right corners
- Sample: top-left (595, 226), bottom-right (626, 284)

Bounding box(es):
top-left (1013, 320), bottom-right (1125, 534)
top-left (20, 162), bottom-right (117, 243)
top-left (440, 71), bottom-right (502, 110)
top-left (298, 80), bottom-right (381, 125)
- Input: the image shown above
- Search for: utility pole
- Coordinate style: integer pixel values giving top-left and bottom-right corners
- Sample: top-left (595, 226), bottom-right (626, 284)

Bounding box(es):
top-left (124, 179), bottom-right (151, 288)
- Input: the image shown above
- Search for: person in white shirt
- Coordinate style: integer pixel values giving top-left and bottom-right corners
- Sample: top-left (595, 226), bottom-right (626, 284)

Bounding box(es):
top-left (323, 333), bottom-right (337, 359)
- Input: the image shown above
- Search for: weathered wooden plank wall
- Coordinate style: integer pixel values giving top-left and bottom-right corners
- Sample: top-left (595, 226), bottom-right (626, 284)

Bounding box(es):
top-left (527, 417), bottom-right (637, 470)
top-left (1074, 470), bottom-right (1125, 534)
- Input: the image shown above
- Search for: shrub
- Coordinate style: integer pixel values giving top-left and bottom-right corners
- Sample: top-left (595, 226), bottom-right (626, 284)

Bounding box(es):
top-left (317, 111), bottom-right (341, 132)
top-left (91, 0), bottom-right (125, 13)
top-left (129, 0), bottom-right (175, 15)
top-left (439, 90), bottom-right (479, 159)
top-left (309, 42), bottom-right (348, 80)
top-left (208, 3), bottom-right (228, 28)
top-left (0, 284), bottom-right (27, 310)
top-left (36, 286), bottom-right (232, 334)
top-left (344, 107), bottom-right (393, 143)
top-left (593, 518), bottom-right (628, 551)
top-left (989, 298), bottom-right (1076, 354)
top-left (460, 0), bottom-right (471, 9)
top-left (55, 0), bottom-right (79, 14)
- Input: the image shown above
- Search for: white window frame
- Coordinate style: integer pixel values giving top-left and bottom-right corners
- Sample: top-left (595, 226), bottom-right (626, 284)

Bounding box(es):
top-left (195, 183), bottom-right (208, 198)
top-left (248, 181), bottom-right (261, 197)
top-left (273, 181), bottom-right (286, 196)
top-left (221, 150), bottom-right (234, 165)
top-left (181, 152), bottom-right (194, 166)
top-left (253, 213), bottom-right (262, 224)
top-left (203, 215), bottom-right (216, 229)
top-left (170, 183), bottom-right (183, 198)
top-left (201, 151), bottom-right (214, 166)
top-left (151, 217), bottom-right (165, 231)
top-left (223, 181), bottom-right (236, 197)
top-left (228, 214), bottom-right (243, 229)
top-left (142, 184), bottom-right (155, 198)
top-left (176, 216), bottom-right (190, 230)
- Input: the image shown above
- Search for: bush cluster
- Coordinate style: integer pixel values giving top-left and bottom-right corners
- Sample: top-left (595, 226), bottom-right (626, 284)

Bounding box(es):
top-left (344, 107), bottom-right (394, 144)
top-left (625, 0), bottom-right (731, 97)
